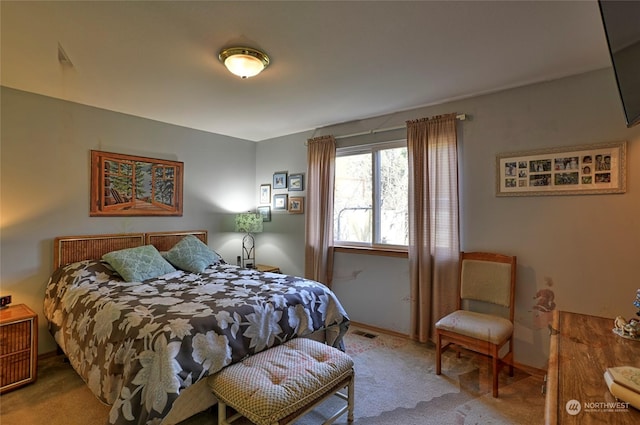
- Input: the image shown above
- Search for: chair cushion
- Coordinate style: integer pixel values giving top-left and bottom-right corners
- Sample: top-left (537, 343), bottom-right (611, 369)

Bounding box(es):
top-left (208, 338), bottom-right (353, 425)
top-left (435, 310), bottom-right (513, 345)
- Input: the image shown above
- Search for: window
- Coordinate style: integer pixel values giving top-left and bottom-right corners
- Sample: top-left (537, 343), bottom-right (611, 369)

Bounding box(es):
top-left (334, 141), bottom-right (408, 247)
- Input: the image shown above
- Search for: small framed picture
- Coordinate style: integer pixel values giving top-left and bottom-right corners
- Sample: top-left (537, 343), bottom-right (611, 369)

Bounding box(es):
top-left (273, 194), bottom-right (288, 210)
top-left (273, 171), bottom-right (288, 189)
top-left (288, 173), bottom-right (304, 191)
top-left (259, 184), bottom-right (271, 204)
top-left (257, 205), bottom-right (271, 222)
top-left (288, 196), bottom-right (304, 214)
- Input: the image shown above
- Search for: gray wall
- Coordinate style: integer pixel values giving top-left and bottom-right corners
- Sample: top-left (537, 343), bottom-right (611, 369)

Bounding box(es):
top-left (256, 68), bottom-right (640, 369)
top-left (2, 68), bottom-right (639, 369)
top-left (254, 132), bottom-right (309, 276)
top-left (0, 87), bottom-right (257, 354)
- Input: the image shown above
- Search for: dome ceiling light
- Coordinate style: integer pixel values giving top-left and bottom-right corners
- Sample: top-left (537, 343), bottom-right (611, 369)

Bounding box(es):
top-left (218, 47), bottom-right (270, 79)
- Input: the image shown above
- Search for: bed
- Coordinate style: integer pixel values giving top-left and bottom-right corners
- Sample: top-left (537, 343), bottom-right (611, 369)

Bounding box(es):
top-left (43, 230), bottom-right (350, 425)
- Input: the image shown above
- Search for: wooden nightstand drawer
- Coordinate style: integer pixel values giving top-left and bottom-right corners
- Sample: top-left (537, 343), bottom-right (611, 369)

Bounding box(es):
top-left (0, 304), bottom-right (38, 393)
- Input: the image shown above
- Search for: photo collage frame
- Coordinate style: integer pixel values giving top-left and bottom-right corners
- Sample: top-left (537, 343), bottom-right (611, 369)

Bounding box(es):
top-left (496, 141), bottom-right (626, 196)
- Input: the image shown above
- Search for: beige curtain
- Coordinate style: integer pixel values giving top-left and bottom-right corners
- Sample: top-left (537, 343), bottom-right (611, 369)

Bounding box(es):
top-left (407, 114), bottom-right (460, 343)
top-left (304, 135), bottom-right (336, 286)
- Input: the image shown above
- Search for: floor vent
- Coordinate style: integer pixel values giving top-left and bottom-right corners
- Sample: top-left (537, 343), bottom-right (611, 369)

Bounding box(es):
top-left (352, 330), bottom-right (378, 339)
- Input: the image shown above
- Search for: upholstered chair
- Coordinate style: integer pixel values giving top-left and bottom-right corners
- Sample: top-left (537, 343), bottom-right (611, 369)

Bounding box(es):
top-left (435, 251), bottom-right (517, 397)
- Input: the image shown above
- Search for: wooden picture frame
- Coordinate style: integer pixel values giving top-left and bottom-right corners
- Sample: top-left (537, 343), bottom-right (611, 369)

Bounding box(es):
top-left (257, 206), bottom-right (271, 222)
top-left (259, 184), bottom-right (271, 204)
top-left (273, 194), bottom-right (288, 210)
top-left (496, 141), bottom-right (627, 196)
top-left (288, 173), bottom-right (304, 191)
top-left (90, 150), bottom-right (183, 216)
top-left (288, 196), bottom-right (304, 214)
top-left (273, 171), bottom-right (288, 189)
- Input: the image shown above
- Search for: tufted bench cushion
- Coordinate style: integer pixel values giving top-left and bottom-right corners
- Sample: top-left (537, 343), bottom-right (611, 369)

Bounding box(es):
top-left (208, 338), bottom-right (354, 425)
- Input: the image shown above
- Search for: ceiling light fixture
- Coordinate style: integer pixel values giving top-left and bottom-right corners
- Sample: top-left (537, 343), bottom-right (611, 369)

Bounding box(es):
top-left (218, 47), bottom-right (270, 79)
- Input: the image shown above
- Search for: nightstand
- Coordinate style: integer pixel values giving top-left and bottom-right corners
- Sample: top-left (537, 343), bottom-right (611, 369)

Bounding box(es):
top-left (256, 264), bottom-right (281, 273)
top-left (0, 304), bottom-right (38, 393)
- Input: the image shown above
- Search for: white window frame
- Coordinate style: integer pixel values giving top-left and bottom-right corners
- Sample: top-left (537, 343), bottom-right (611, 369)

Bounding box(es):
top-left (334, 140), bottom-right (408, 250)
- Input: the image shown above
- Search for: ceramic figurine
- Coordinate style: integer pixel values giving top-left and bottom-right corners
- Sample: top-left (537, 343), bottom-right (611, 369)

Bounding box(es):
top-left (614, 315), bottom-right (640, 339)
top-left (614, 315), bottom-right (628, 331)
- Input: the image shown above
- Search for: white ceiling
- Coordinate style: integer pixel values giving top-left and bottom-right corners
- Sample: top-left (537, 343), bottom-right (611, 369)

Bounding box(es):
top-left (1, 1), bottom-right (612, 142)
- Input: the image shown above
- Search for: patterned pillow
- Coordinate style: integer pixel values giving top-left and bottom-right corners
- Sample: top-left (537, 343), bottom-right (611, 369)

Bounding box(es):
top-left (164, 235), bottom-right (221, 273)
top-left (102, 245), bottom-right (176, 282)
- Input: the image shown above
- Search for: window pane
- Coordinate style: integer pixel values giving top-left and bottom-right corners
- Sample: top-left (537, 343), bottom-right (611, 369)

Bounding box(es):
top-left (378, 147), bottom-right (408, 245)
top-left (334, 153), bottom-right (372, 243)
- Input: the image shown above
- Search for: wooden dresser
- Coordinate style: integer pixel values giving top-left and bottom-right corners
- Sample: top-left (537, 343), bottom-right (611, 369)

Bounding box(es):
top-left (545, 311), bottom-right (640, 424)
top-left (0, 304), bottom-right (38, 393)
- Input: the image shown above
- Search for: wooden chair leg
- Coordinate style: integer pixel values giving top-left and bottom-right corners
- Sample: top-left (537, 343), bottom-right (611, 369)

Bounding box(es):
top-left (492, 354), bottom-right (499, 398)
top-left (508, 340), bottom-right (514, 377)
top-left (435, 332), bottom-right (442, 375)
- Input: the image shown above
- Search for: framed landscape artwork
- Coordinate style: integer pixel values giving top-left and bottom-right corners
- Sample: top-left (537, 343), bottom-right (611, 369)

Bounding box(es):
top-left (90, 150), bottom-right (184, 216)
top-left (496, 141), bottom-right (627, 196)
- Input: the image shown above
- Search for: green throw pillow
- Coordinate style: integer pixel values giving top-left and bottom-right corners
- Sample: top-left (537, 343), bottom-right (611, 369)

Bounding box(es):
top-left (164, 235), bottom-right (220, 273)
top-left (102, 245), bottom-right (176, 282)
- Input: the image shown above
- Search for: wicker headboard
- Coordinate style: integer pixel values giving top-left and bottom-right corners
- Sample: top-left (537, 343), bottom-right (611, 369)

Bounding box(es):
top-left (54, 230), bottom-right (208, 269)
top-left (145, 230), bottom-right (207, 251)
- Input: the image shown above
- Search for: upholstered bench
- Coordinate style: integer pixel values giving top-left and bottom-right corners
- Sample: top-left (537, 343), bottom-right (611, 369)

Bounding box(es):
top-left (208, 338), bottom-right (354, 425)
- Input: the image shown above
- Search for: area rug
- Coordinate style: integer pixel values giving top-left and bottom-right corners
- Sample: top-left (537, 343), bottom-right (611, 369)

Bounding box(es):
top-left (0, 327), bottom-right (544, 425)
top-left (290, 328), bottom-right (544, 425)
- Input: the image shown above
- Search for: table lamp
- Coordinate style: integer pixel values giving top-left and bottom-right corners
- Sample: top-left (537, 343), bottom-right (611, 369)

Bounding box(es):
top-left (235, 212), bottom-right (263, 268)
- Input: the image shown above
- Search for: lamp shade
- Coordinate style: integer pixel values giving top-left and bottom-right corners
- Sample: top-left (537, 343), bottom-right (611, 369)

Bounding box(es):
top-left (235, 213), bottom-right (263, 233)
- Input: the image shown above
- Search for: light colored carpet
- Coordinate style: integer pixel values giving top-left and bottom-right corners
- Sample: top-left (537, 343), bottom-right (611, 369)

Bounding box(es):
top-left (0, 327), bottom-right (545, 425)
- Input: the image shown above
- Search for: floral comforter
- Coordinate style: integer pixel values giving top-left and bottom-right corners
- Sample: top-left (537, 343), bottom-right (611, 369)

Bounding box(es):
top-left (43, 260), bottom-right (349, 425)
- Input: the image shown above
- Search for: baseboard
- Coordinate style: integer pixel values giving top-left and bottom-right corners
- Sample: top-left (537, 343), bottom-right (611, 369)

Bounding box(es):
top-left (453, 346), bottom-right (547, 378)
top-left (513, 361), bottom-right (547, 378)
top-left (348, 321), bottom-right (410, 340)
top-left (38, 350), bottom-right (60, 360)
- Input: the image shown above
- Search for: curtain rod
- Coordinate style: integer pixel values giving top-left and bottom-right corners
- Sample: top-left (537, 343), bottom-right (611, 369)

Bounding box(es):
top-left (332, 113), bottom-right (466, 140)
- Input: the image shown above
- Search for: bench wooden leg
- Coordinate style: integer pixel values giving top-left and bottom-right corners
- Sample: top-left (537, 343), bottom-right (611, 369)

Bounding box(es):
top-left (217, 401), bottom-right (226, 425)
top-left (320, 371), bottom-right (355, 425)
top-left (217, 400), bottom-right (243, 425)
top-left (347, 372), bottom-right (355, 423)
